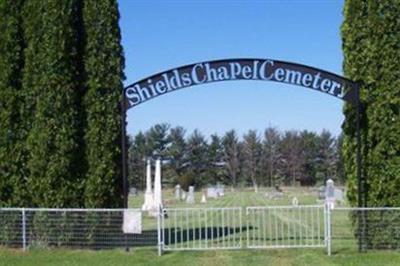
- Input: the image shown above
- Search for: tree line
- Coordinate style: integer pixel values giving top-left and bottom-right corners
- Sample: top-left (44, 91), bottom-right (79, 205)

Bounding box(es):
top-left (129, 124), bottom-right (344, 191)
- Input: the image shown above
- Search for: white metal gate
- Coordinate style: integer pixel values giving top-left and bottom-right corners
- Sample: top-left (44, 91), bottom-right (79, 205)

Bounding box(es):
top-left (246, 205), bottom-right (327, 249)
top-left (161, 207), bottom-right (243, 251)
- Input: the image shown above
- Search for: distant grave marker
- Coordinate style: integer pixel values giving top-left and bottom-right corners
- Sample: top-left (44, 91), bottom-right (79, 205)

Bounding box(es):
top-left (186, 186), bottom-right (195, 204)
top-left (175, 184), bottom-right (181, 200)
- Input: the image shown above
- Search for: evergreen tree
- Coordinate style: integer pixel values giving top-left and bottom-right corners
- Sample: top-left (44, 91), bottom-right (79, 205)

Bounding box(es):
top-left (186, 130), bottom-right (210, 187)
top-left (342, 0), bottom-right (400, 207)
top-left (22, 0), bottom-right (83, 207)
top-left (364, 1), bottom-right (400, 207)
top-left (262, 127), bottom-right (282, 187)
top-left (0, 0), bottom-right (25, 206)
top-left (128, 132), bottom-right (148, 190)
top-left (167, 126), bottom-right (187, 180)
top-left (208, 134), bottom-right (225, 184)
top-left (82, 0), bottom-right (125, 208)
top-left (280, 131), bottom-right (304, 185)
top-left (316, 130), bottom-right (336, 182)
top-left (222, 130), bottom-right (241, 188)
top-left (302, 131), bottom-right (317, 185)
top-left (341, 0), bottom-right (370, 206)
top-left (146, 123), bottom-right (170, 158)
top-left (336, 134), bottom-right (346, 184)
top-left (242, 130), bottom-right (262, 192)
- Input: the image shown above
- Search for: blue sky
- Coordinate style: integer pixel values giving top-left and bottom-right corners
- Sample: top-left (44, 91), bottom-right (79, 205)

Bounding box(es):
top-left (119, 0), bottom-right (346, 138)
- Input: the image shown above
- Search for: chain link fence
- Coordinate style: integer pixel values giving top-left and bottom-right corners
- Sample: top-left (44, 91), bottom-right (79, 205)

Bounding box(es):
top-left (0, 208), bottom-right (158, 250)
top-left (331, 207), bottom-right (400, 254)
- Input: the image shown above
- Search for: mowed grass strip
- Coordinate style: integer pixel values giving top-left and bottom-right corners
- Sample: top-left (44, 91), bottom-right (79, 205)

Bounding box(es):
top-left (2, 247), bottom-right (400, 266)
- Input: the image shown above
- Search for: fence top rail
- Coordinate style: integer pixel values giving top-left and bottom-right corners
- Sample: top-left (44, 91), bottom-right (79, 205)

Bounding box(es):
top-left (0, 207), bottom-right (141, 212)
top-left (247, 205), bottom-right (324, 210)
top-left (334, 207), bottom-right (400, 211)
top-left (164, 207), bottom-right (242, 211)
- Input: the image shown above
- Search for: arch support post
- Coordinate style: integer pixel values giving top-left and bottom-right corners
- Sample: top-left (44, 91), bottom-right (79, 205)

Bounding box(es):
top-left (121, 90), bottom-right (129, 252)
top-left (356, 86), bottom-right (366, 252)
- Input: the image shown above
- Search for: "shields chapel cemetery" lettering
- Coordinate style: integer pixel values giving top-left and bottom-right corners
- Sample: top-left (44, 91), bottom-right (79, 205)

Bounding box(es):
top-left (124, 59), bottom-right (358, 108)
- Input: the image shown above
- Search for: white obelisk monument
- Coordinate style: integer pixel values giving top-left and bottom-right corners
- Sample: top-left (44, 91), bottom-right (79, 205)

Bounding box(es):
top-left (153, 159), bottom-right (162, 209)
top-left (142, 160), bottom-right (154, 211)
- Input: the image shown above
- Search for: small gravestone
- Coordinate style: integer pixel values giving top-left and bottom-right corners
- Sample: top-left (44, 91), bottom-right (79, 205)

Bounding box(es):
top-left (325, 179), bottom-right (335, 209)
top-left (318, 186), bottom-right (326, 200)
top-left (207, 187), bottom-right (218, 198)
top-left (129, 187), bottom-right (138, 196)
top-left (123, 209), bottom-right (142, 234)
top-left (175, 184), bottom-right (181, 200)
top-left (292, 197), bottom-right (299, 206)
top-left (181, 191), bottom-right (186, 201)
top-left (186, 186), bottom-right (195, 204)
top-left (201, 193), bottom-right (207, 203)
top-left (207, 183), bottom-right (225, 198)
top-left (216, 183), bottom-right (225, 197)
top-left (334, 188), bottom-right (344, 205)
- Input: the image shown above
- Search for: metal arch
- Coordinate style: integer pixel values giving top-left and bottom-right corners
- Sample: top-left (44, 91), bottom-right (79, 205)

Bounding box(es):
top-left (123, 58), bottom-right (360, 109)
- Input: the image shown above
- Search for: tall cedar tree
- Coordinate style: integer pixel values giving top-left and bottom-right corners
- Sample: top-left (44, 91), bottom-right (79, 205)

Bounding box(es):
top-left (365, 1), bottom-right (400, 206)
top-left (222, 130), bottom-right (241, 187)
top-left (23, 0), bottom-right (83, 207)
top-left (342, 0), bottom-right (400, 206)
top-left (0, 0), bottom-right (25, 206)
top-left (82, 0), bottom-right (125, 208)
top-left (243, 130), bottom-right (262, 192)
top-left (341, 0), bottom-right (369, 206)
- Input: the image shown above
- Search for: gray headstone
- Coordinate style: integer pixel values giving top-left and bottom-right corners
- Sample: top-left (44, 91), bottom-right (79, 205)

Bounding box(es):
top-left (318, 186), bottom-right (326, 200)
top-left (186, 186), bottom-right (195, 204)
top-left (325, 179), bottom-right (335, 208)
top-left (326, 179), bottom-right (335, 199)
top-left (216, 183), bottom-right (225, 197)
top-left (175, 184), bottom-right (181, 200)
top-left (129, 187), bottom-right (138, 195)
top-left (207, 187), bottom-right (218, 198)
top-left (334, 188), bottom-right (344, 202)
top-left (292, 197), bottom-right (299, 206)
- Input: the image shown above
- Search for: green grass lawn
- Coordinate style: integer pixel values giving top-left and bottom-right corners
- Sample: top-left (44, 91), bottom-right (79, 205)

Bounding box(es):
top-left (2, 247), bottom-right (400, 266)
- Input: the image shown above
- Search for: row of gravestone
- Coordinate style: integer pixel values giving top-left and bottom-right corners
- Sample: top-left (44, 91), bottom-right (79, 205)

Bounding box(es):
top-left (174, 183), bottom-right (225, 204)
top-left (263, 179), bottom-right (345, 207)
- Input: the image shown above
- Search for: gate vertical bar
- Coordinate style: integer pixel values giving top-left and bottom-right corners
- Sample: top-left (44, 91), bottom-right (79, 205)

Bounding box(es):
top-left (327, 205), bottom-right (331, 256)
top-left (22, 208), bottom-right (26, 251)
top-left (246, 208), bottom-right (249, 248)
top-left (324, 204), bottom-right (327, 249)
top-left (239, 208), bottom-right (242, 248)
top-left (121, 89), bottom-right (129, 252)
top-left (121, 90), bottom-right (128, 209)
top-left (158, 206), bottom-right (162, 256)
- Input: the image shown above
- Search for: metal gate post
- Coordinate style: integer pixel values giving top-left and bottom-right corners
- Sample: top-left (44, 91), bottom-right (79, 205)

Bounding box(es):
top-left (324, 204), bottom-right (327, 252)
top-left (326, 204), bottom-right (332, 256)
top-left (246, 207), bottom-right (249, 249)
top-left (157, 206), bottom-right (163, 256)
top-left (239, 207), bottom-right (243, 248)
top-left (22, 208), bottom-right (26, 251)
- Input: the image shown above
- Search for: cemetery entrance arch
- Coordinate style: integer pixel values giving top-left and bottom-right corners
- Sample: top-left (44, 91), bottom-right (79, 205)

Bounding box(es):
top-left (121, 58), bottom-right (363, 208)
